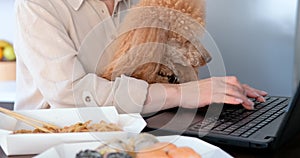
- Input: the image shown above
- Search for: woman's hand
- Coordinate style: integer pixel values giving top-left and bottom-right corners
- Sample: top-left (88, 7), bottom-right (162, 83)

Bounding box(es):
top-left (179, 76), bottom-right (268, 110)
top-left (143, 76), bottom-right (268, 114)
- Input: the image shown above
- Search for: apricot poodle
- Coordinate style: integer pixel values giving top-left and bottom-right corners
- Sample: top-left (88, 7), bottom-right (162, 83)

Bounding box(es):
top-left (100, 0), bottom-right (211, 84)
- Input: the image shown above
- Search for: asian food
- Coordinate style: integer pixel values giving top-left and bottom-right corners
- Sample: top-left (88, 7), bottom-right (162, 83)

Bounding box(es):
top-left (13, 120), bottom-right (122, 134)
top-left (76, 133), bottom-right (202, 158)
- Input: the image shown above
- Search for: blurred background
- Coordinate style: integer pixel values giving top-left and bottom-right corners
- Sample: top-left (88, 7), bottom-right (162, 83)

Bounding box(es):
top-left (0, 1), bottom-right (15, 43)
top-left (0, 0), bottom-right (16, 106)
top-left (0, 0), bottom-right (298, 99)
top-left (0, 0), bottom-right (16, 81)
top-left (203, 0), bottom-right (298, 97)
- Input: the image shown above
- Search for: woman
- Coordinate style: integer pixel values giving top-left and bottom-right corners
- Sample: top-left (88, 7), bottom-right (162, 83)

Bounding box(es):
top-left (14, 0), bottom-right (267, 114)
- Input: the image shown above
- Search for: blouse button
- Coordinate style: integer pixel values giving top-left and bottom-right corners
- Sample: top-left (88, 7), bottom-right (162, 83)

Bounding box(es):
top-left (85, 96), bottom-right (91, 102)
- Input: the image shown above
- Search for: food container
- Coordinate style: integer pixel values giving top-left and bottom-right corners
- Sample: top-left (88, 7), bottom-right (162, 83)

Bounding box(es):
top-left (35, 135), bottom-right (233, 158)
top-left (0, 61), bottom-right (16, 81)
top-left (0, 107), bottom-right (146, 156)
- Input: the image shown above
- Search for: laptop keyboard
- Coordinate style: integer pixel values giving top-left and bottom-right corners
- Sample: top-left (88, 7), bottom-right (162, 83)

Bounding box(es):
top-left (188, 96), bottom-right (289, 138)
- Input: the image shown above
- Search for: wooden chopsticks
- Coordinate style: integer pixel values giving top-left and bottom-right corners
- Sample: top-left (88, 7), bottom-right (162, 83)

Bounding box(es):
top-left (0, 107), bottom-right (60, 133)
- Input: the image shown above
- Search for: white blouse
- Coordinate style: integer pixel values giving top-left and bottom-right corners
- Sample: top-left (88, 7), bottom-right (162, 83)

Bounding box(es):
top-left (14, 0), bottom-right (148, 114)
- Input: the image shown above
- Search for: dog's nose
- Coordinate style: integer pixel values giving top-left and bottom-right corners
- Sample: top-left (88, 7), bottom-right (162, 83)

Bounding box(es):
top-left (168, 75), bottom-right (179, 84)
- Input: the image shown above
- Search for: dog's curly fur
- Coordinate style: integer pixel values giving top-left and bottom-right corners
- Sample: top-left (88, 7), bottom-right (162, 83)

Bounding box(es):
top-left (100, 0), bottom-right (211, 84)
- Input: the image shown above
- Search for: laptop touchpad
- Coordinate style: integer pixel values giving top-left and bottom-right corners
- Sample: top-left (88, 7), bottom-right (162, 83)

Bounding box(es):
top-left (146, 108), bottom-right (205, 131)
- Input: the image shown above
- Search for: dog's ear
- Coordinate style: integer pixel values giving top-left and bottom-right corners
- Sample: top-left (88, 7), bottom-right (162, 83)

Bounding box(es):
top-left (189, 41), bottom-right (212, 67)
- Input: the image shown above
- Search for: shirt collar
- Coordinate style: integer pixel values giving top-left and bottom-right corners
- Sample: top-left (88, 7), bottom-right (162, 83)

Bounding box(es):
top-left (66, 0), bottom-right (84, 11)
top-left (66, 0), bottom-right (130, 11)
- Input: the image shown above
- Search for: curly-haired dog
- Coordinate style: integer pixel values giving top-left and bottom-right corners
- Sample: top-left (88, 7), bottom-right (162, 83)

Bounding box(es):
top-left (100, 0), bottom-right (211, 84)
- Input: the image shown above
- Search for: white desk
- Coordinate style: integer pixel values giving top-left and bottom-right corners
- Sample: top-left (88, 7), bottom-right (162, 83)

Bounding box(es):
top-left (0, 81), bottom-right (16, 103)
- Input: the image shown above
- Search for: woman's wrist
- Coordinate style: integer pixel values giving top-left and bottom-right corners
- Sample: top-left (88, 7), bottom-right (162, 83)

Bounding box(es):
top-left (142, 83), bottom-right (180, 114)
top-left (164, 83), bottom-right (181, 108)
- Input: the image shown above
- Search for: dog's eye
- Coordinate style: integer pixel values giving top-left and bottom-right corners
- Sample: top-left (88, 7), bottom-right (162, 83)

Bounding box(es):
top-left (168, 75), bottom-right (179, 84)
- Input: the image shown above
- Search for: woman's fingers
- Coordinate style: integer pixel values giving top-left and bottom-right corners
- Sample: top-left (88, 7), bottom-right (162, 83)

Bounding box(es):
top-left (179, 76), bottom-right (268, 110)
top-left (256, 96), bottom-right (266, 103)
top-left (222, 84), bottom-right (255, 109)
top-left (242, 84), bottom-right (268, 102)
top-left (208, 78), bottom-right (253, 108)
top-left (214, 77), bottom-right (258, 109)
top-left (215, 93), bottom-right (254, 110)
top-left (222, 76), bottom-right (269, 108)
top-left (243, 84), bottom-right (268, 96)
top-left (224, 76), bottom-right (246, 95)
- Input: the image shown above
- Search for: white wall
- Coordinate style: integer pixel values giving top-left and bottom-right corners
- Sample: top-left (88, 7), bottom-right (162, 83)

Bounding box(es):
top-left (204, 0), bottom-right (298, 96)
top-left (0, 0), bottom-right (15, 43)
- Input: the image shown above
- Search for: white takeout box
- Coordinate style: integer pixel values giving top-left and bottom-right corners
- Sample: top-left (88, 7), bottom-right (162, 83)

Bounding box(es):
top-left (0, 107), bottom-right (146, 156)
top-left (35, 135), bottom-right (233, 158)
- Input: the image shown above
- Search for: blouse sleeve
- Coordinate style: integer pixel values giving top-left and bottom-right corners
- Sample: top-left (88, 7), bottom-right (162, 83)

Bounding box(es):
top-left (14, 0), bottom-right (148, 113)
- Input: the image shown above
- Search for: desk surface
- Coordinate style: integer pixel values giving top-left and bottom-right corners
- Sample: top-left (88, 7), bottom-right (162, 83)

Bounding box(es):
top-left (220, 133), bottom-right (300, 158)
top-left (0, 81), bottom-right (16, 102)
top-left (1, 133), bottom-right (300, 158)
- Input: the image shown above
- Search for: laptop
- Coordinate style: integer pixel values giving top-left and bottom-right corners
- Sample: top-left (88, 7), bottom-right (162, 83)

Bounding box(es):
top-left (145, 85), bottom-right (300, 149)
top-left (145, 3), bottom-right (300, 150)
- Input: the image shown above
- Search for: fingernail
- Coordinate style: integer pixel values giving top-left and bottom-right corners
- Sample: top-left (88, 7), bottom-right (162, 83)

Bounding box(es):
top-left (247, 102), bottom-right (255, 110)
top-left (261, 91), bottom-right (268, 95)
top-left (261, 97), bottom-right (266, 102)
top-left (249, 105), bottom-right (255, 110)
top-left (235, 98), bottom-right (243, 104)
top-left (248, 99), bottom-right (255, 106)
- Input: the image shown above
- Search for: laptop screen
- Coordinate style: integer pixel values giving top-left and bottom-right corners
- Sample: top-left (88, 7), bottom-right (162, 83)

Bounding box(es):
top-left (294, 1), bottom-right (300, 94)
top-left (273, 0), bottom-right (300, 143)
